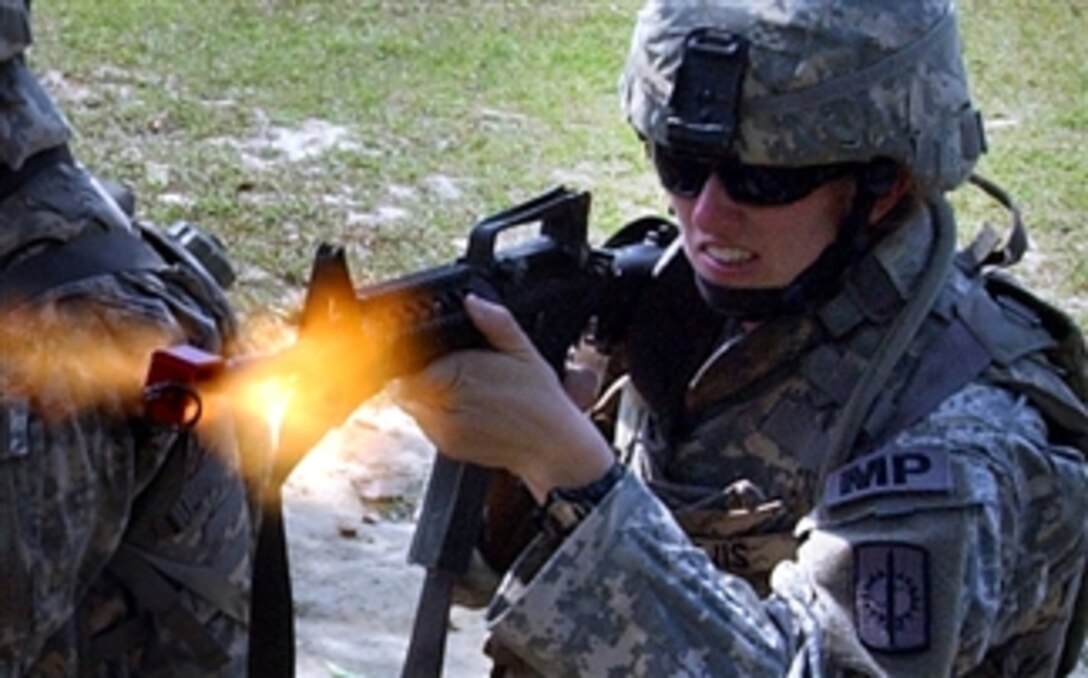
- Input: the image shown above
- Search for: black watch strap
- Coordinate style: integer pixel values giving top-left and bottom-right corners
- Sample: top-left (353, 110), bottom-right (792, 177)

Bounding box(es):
top-left (539, 462), bottom-right (626, 538)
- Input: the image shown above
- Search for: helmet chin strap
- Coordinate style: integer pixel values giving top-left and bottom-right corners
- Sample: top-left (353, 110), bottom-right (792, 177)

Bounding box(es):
top-left (695, 190), bottom-right (881, 321)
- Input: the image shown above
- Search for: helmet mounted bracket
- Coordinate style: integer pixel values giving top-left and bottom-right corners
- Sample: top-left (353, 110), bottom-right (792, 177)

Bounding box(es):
top-left (666, 29), bottom-right (748, 151)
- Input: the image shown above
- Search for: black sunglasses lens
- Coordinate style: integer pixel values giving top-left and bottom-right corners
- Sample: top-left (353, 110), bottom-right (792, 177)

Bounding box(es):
top-left (719, 163), bottom-right (857, 205)
top-left (653, 144), bottom-right (855, 205)
top-left (721, 165), bottom-right (821, 206)
top-left (651, 145), bottom-right (710, 197)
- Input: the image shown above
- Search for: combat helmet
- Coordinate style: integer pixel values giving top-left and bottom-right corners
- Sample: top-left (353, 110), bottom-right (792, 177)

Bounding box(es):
top-left (620, 0), bottom-right (986, 193)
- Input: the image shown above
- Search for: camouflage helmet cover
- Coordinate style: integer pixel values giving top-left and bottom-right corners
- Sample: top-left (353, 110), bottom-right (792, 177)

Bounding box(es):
top-left (620, 0), bottom-right (986, 191)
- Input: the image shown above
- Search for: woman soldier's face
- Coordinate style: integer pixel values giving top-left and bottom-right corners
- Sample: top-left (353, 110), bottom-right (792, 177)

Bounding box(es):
top-left (668, 171), bottom-right (855, 290)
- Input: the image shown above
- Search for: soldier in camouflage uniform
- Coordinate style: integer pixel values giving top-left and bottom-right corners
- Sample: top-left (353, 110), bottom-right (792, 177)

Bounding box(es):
top-left (0, 3), bottom-right (255, 675)
top-left (397, 0), bottom-right (1088, 675)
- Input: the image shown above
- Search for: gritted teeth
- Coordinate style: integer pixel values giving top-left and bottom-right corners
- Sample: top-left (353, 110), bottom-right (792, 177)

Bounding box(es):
top-left (706, 245), bottom-right (755, 264)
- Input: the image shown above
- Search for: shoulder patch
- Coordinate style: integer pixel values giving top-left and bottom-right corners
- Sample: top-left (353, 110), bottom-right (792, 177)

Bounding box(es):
top-left (854, 542), bottom-right (930, 653)
top-left (823, 446), bottom-right (953, 508)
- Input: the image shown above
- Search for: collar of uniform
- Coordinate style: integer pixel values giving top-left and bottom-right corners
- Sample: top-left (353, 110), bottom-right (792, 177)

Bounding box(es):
top-left (685, 312), bottom-right (822, 411)
top-left (820, 207), bottom-right (936, 337)
top-left (685, 207), bottom-right (937, 411)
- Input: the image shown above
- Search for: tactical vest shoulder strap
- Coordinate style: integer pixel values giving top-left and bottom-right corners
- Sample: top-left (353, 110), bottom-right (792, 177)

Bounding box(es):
top-left (105, 544), bottom-right (233, 670)
top-left (866, 267), bottom-right (1066, 444)
top-left (0, 227), bottom-right (169, 309)
top-left (866, 308), bottom-right (992, 443)
top-left (984, 273), bottom-right (1088, 418)
top-left (0, 145), bottom-right (73, 202)
top-left (0, 152), bottom-right (172, 310)
top-left (818, 197), bottom-right (958, 479)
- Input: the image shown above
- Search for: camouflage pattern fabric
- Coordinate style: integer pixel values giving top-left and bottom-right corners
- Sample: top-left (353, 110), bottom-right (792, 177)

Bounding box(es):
top-left (0, 27), bottom-right (70, 170)
top-left (0, 46), bottom-right (251, 676)
top-left (482, 204), bottom-right (1088, 675)
top-left (0, 0), bottom-right (31, 63)
top-left (619, 0), bottom-right (985, 191)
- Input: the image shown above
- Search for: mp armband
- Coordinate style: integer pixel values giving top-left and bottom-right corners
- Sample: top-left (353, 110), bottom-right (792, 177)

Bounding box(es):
top-left (538, 462), bottom-right (626, 539)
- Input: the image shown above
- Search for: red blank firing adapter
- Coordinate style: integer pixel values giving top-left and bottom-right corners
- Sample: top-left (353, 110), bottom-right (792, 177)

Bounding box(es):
top-left (143, 344), bottom-right (225, 428)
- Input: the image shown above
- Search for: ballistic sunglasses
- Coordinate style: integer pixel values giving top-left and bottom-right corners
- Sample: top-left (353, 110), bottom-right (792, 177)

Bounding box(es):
top-left (650, 143), bottom-right (860, 206)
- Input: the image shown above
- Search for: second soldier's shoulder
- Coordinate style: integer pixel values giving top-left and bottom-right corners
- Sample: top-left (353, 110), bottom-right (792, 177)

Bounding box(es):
top-left (0, 162), bottom-right (118, 259)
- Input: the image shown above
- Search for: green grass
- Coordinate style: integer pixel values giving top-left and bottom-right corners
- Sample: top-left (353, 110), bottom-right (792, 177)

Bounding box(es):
top-left (954, 0), bottom-right (1088, 312)
top-left (29, 1), bottom-right (1088, 323)
top-left (31, 1), bottom-right (649, 313)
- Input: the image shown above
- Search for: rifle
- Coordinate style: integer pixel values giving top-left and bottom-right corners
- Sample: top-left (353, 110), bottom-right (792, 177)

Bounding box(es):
top-left (141, 186), bottom-right (675, 676)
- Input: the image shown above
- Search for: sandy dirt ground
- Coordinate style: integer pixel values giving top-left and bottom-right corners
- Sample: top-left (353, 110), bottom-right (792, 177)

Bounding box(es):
top-left (284, 403), bottom-right (492, 678)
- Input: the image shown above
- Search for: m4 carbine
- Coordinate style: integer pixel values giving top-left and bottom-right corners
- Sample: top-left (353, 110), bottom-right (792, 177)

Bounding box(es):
top-left (142, 186), bottom-right (675, 676)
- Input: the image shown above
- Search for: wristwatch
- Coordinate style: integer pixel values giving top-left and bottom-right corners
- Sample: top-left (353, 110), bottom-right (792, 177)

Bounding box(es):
top-left (538, 462), bottom-right (626, 538)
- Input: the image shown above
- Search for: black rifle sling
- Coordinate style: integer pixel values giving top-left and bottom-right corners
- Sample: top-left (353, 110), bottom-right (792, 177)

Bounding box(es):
top-left (402, 456), bottom-right (491, 678)
top-left (249, 488), bottom-right (296, 677)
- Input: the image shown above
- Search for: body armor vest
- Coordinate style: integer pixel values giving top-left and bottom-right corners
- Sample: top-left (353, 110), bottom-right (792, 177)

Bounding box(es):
top-left (617, 198), bottom-right (1088, 667)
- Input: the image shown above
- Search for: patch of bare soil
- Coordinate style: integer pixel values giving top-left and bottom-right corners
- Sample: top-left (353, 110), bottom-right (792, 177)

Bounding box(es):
top-left (285, 404), bottom-right (491, 678)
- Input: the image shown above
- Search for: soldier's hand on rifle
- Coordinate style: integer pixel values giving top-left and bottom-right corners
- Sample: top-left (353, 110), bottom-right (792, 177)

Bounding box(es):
top-left (393, 294), bottom-right (614, 503)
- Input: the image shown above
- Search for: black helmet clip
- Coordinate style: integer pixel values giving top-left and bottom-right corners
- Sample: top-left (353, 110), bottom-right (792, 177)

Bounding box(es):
top-left (666, 29), bottom-right (748, 151)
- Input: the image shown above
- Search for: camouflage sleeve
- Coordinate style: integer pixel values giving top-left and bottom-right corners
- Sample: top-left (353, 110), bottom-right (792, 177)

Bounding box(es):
top-left (485, 383), bottom-right (1088, 675)
top-left (0, 269), bottom-right (229, 672)
top-left (782, 382), bottom-right (1088, 675)
top-left (486, 472), bottom-right (797, 676)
